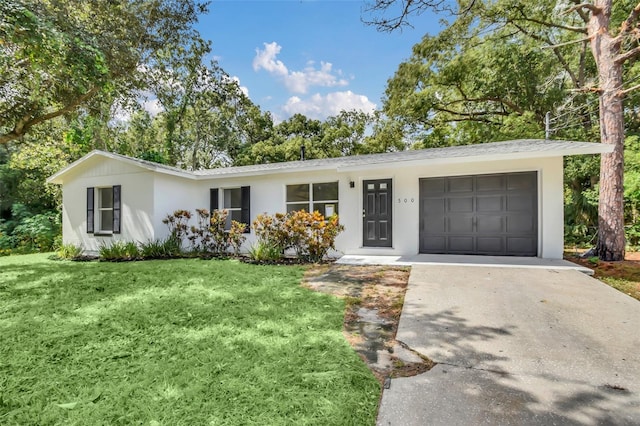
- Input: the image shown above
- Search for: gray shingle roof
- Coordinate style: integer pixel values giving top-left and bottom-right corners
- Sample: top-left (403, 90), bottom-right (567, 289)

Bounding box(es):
top-left (48, 139), bottom-right (611, 184)
top-left (192, 139), bottom-right (609, 177)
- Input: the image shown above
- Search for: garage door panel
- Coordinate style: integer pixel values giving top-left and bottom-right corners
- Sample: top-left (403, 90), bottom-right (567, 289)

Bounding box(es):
top-left (422, 236), bottom-right (446, 252)
top-left (448, 215), bottom-right (473, 232)
top-left (422, 178), bottom-right (445, 194)
top-left (476, 175), bottom-right (505, 191)
top-left (508, 173), bottom-right (535, 190)
top-left (507, 194), bottom-right (534, 211)
top-left (424, 199), bottom-right (445, 215)
top-left (477, 216), bottom-right (504, 233)
top-left (507, 237), bottom-right (537, 255)
top-left (425, 217), bottom-right (446, 233)
top-left (477, 237), bottom-right (504, 253)
top-left (449, 236), bottom-right (474, 252)
top-left (448, 177), bottom-right (473, 192)
top-left (448, 197), bottom-right (473, 212)
top-left (508, 215), bottom-right (535, 233)
top-left (477, 195), bottom-right (504, 212)
top-left (419, 172), bottom-right (537, 256)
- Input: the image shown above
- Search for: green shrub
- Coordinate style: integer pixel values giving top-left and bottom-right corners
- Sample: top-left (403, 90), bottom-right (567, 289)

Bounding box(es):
top-left (99, 241), bottom-right (140, 261)
top-left (0, 205), bottom-right (61, 253)
top-left (57, 243), bottom-right (83, 260)
top-left (248, 240), bottom-right (283, 262)
top-left (139, 237), bottom-right (182, 259)
top-left (626, 222), bottom-right (640, 250)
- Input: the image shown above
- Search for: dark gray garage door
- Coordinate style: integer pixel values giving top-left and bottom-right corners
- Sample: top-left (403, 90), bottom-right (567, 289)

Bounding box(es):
top-left (419, 172), bottom-right (538, 256)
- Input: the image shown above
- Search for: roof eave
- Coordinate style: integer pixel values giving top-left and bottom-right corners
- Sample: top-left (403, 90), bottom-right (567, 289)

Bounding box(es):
top-left (193, 163), bottom-right (339, 180)
top-left (336, 144), bottom-right (614, 172)
top-left (47, 150), bottom-right (196, 184)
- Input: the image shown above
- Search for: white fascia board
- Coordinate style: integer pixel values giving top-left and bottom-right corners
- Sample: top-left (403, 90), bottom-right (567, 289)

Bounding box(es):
top-left (47, 150), bottom-right (196, 184)
top-left (336, 144), bottom-right (614, 173)
top-left (193, 164), bottom-right (339, 180)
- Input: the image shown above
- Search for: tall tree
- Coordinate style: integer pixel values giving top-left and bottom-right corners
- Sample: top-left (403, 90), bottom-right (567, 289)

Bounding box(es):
top-left (0, 0), bottom-right (208, 144)
top-left (365, 0), bottom-right (640, 260)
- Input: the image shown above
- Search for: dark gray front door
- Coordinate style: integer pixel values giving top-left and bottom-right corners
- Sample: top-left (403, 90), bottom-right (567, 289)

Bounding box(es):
top-left (363, 179), bottom-right (392, 247)
top-left (419, 172), bottom-right (538, 256)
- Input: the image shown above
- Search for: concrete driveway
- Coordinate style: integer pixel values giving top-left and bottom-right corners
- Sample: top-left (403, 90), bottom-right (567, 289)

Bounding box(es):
top-left (377, 265), bottom-right (640, 425)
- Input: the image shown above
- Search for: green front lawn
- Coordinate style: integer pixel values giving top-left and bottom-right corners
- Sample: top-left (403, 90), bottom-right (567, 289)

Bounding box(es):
top-left (0, 254), bottom-right (379, 425)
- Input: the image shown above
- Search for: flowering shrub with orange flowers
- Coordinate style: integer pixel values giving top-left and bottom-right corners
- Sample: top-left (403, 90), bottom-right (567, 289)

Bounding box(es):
top-left (252, 210), bottom-right (344, 263)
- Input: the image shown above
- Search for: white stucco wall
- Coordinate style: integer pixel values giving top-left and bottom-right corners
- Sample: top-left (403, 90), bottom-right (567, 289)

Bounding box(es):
top-left (152, 174), bottom-right (201, 241)
top-left (58, 153), bottom-right (566, 259)
top-left (337, 156), bottom-right (564, 259)
top-left (60, 157), bottom-right (155, 252)
top-left (195, 170), bottom-right (349, 253)
top-left (190, 155), bottom-right (564, 259)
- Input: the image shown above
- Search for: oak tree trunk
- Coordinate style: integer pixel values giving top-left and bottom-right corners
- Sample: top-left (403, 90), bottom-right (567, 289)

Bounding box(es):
top-left (588, 2), bottom-right (626, 261)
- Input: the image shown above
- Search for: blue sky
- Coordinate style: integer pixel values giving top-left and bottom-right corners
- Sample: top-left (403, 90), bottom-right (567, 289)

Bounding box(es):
top-left (196, 0), bottom-right (442, 122)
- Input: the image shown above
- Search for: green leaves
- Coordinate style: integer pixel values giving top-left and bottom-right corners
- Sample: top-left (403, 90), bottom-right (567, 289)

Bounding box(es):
top-left (0, 0), bottom-right (209, 144)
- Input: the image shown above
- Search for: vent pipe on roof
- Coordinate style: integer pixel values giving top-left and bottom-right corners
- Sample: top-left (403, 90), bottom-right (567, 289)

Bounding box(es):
top-left (300, 145), bottom-right (306, 161)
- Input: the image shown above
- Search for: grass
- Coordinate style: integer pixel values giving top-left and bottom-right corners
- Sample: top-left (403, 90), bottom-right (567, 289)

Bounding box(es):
top-left (0, 254), bottom-right (379, 425)
top-left (565, 251), bottom-right (640, 301)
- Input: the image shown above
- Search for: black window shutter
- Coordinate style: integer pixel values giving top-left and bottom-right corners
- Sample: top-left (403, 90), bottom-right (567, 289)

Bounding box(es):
top-left (210, 188), bottom-right (219, 212)
top-left (87, 187), bottom-right (94, 233)
top-left (113, 185), bottom-right (121, 234)
top-left (241, 186), bottom-right (250, 233)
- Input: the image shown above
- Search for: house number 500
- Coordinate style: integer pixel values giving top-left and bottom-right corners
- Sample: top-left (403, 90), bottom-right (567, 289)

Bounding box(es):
top-left (398, 198), bottom-right (415, 203)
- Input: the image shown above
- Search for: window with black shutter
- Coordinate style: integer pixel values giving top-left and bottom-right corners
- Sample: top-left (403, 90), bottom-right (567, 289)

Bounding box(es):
top-left (211, 187), bottom-right (251, 233)
top-left (87, 187), bottom-right (94, 233)
top-left (88, 185), bottom-right (121, 235)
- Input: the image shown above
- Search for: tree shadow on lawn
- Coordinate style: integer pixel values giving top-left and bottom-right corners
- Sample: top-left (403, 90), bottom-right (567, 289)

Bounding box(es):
top-left (0, 256), bottom-right (381, 425)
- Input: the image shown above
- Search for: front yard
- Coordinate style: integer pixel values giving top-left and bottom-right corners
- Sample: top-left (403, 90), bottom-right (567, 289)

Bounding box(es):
top-left (0, 254), bottom-right (379, 425)
top-left (565, 251), bottom-right (640, 301)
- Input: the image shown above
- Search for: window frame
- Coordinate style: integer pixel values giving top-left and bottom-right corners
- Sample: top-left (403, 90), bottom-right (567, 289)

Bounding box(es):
top-left (211, 186), bottom-right (251, 233)
top-left (285, 181), bottom-right (339, 216)
top-left (97, 186), bottom-right (114, 234)
top-left (223, 187), bottom-right (243, 230)
top-left (87, 185), bottom-right (121, 235)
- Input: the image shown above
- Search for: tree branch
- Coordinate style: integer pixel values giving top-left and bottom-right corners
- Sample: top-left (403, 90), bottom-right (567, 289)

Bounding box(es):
top-left (618, 83), bottom-right (640, 96)
top-left (615, 44), bottom-right (640, 64)
top-left (569, 0), bottom-right (591, 24)
top-left (0, 86), bottom-right (101, 145)
top-left (619, 2), bottom-right (640, 35)
top-left (436, 106), bottom-right (511, 118)
top-left (443, 96), bottom-right (524, 115)
top-left (563, 3), bottom-right (602, 15)
top-left (510, 21), bottom-right (581, 88)
top-left (540, 36), bottom-right (593, 49)
top-left (513, 14), bottom-right (586, 34)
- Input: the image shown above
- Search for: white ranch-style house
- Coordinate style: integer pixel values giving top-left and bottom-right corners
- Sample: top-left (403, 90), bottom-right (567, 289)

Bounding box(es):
top-left (47, 139), bottom-right (612, 259)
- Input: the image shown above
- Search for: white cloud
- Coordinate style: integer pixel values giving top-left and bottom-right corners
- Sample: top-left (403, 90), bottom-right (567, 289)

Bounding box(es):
top-left (229, 75), bottom-right (249, 97)
top-left (253, 42), bottom-right (348, 94)
top-left (253, 42), bottom-right (288, 76)
top-left (282, 91), bottom-right (377, 120)
top-left (142, 98), bottom-right (164, 116)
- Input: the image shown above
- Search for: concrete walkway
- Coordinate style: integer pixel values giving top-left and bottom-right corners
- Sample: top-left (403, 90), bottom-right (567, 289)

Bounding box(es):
top-left (376, 264), bottom-right (640, 425)
top-left (336, 254), bottom-right (594, 275)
